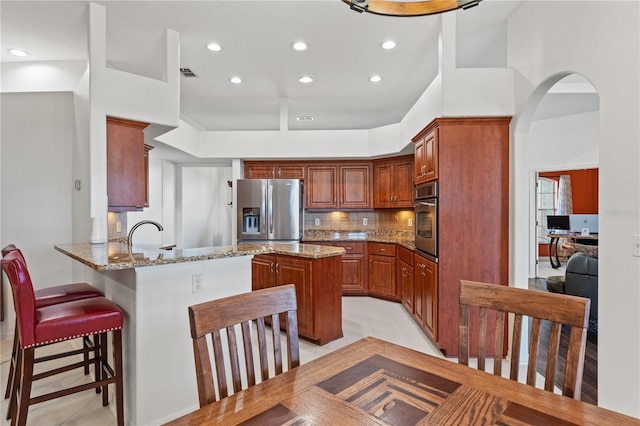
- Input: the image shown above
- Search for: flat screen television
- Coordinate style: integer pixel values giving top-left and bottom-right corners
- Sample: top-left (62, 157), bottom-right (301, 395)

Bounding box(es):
top-left (546, 215), bottom-right (570, 231)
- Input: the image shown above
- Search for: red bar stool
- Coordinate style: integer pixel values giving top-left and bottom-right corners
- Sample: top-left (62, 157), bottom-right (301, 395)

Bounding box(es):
top-left (1, 245), bottom-right (104, 408)
top-left (2, 249), bottom-right (125, 426)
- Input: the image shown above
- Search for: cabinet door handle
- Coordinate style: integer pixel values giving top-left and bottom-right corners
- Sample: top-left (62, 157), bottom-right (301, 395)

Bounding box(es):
top-left (380, 248), bottom-right (385, 252)
top-left (271, 263), bottom-right (275, 273)
top-left (277, 167), bottom-right (282, 178)
top-left (369, 259), bottom-right (372, 267)
top-left (275, 263), bottom-right (279, 274)
top-left (346, 246), bottom-right (352, 251)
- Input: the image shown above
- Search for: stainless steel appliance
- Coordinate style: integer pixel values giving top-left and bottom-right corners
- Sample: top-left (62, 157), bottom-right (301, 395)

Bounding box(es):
top-left (415, 182), bottom-right (438, 261)
top-left (237, 179), bottom-right (304, 242)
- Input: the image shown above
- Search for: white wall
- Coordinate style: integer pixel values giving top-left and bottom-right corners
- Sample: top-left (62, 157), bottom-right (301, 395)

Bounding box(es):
top-left (0, 92), bottom-right (78, 331)
top-left (528, 111), bottom-right (599, 171)
top-left (181, 166), bottom-right (233, 248)
top-left (508, 1), bottom-right (640, 416)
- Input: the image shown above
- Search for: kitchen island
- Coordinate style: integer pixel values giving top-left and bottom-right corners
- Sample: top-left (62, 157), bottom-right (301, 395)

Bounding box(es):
top-left (54, 241), bottom-right (344, 426)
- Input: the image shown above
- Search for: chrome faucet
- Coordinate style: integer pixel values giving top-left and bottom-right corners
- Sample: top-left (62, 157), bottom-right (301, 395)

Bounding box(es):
top-left (128, 220), bottom-right (164, 248)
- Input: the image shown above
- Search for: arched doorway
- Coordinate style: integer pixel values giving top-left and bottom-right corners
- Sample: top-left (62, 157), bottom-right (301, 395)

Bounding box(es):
top-left (513, 72), bottom-right (599, 404)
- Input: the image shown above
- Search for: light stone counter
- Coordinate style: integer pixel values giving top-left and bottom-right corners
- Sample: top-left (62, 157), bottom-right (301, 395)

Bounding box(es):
top-left (54, 241), bottom-right (345, 271)
top-left (302, 230), bottom-right (415, 251)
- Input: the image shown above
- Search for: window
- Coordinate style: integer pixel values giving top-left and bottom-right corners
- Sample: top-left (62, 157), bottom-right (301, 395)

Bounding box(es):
top-left (537, 177), bottom-right (558, 243)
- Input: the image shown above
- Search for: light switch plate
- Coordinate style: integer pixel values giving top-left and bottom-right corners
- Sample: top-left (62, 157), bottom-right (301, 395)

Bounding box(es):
top-left (363, 218), bottom-right (368, 226)
top-left (633, 234), bottom-right (640, 257)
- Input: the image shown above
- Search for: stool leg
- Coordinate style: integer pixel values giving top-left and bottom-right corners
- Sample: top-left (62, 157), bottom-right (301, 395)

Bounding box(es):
top-left (100, 332), bottom-right (109, 406)
top-left (83, 335), bottom-right (90, 375)
top-left (114, 330), bottom-right (124, 426)
top-left (6, 343), bottom-right (21, 421)
top-left (4, 324), bottom-right (18, 399)
top-left (13, 347), bottom-right (34, 426)
top-left (93, 334), bottom-right (102, 394)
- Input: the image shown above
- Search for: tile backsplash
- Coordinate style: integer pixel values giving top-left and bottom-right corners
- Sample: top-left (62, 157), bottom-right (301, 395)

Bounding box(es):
top-left (107, 211), bottom-right (127, 240)
top-left (304, 210), bottom-right (415, 232)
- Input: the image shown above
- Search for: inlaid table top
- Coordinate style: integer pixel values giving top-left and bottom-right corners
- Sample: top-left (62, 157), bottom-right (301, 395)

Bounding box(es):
top-left (165, 337), bottom-right (638, 425)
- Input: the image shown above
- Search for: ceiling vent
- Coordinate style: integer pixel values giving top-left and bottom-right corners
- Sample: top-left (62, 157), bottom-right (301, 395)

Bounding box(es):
top-left (296, 116), bottom-right (314, 122)
top-left (180, 68), bottom-right (198, 78)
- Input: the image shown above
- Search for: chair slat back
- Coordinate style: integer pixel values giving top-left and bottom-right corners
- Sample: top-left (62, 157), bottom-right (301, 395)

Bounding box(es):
top-left (188, 284), bottom-right (300, 407)
top-left (458, 280), bottom-right (590, 399)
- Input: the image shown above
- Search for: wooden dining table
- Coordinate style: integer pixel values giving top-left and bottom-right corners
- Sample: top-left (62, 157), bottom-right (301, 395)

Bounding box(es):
top-left (165, 337), bottom-right (639, 425)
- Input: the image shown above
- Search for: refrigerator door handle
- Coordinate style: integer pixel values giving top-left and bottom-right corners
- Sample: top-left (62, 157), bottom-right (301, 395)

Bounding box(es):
top-left (268, 183), bottom-right (274, 235)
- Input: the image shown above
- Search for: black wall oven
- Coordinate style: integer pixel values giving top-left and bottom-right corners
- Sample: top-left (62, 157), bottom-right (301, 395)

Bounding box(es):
top-left (415, 182), bottom-right (438, 262)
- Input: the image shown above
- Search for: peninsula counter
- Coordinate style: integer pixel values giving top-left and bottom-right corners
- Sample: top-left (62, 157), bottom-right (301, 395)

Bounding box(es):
top-left (54, 242), bottom-right (344, 425)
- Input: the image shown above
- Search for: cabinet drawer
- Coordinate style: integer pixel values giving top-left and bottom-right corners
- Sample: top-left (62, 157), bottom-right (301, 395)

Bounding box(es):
top-left (398, 245), bottom-right (414, 265)
top-left (334, 241), bottom-right (365, 254)
top-left (368, 242), bottom-right (396, 257)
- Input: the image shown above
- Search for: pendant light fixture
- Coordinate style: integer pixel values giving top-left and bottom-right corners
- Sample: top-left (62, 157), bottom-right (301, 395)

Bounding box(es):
top-left (342, 0), bottom-right (482, 17)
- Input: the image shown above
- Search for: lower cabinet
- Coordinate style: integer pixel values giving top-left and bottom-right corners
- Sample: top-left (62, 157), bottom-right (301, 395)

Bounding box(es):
top-left (415, 253), bottom-right (438, 341)
top-left (367, 242), bottom-right (398, 300)
top-left (251, 253), bottom-right (343, 345)
top-left (397, 246), bottom-right (415, 313)
top-left (305, 241), bottom-right (367, 295)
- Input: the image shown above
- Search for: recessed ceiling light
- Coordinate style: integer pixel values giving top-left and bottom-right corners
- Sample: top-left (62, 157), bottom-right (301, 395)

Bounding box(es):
top-left (298, 76), bottom-right (314, 84)
top-left (229, 76), bottom-right (242, 84)
top-left (207, 42), bottom-right (222, 52)
top-left (7, 48), bottom-right (28, 57)
top-left (292, 41), bottom-right (308, 51)
top-left (369, 75), bottom-right (382, 83)
top-left (296, 116), bottom-right (314, 121)
top-left (381, 40), bottom-right (396, 50)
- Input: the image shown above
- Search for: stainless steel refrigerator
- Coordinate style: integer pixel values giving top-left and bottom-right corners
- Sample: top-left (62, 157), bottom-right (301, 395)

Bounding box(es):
top-left (236, 179), bottom-right (304, 242)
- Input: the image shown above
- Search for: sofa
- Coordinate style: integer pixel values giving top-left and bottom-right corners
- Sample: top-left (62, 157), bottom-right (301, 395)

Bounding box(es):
top-left (546, 252), bottom-right (598, 337)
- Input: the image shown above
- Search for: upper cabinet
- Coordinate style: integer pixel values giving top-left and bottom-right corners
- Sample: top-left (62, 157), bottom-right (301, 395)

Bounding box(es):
top-left (244, 161), bottom-right (305, 179)
top-left (373, 155), bottom-right (414, 208)
top-left (306, 162), bottom-right (372, 210)
top-left (107, 117), bottom-right (151, 211)
top-left (413, 126), bottom-right (438, 184)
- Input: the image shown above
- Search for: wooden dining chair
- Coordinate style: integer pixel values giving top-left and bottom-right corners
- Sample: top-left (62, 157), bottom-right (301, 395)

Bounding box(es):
top-left (188, 284), bottom-right (300, 407)
top-left (458, 280), bottom-right (590, 399)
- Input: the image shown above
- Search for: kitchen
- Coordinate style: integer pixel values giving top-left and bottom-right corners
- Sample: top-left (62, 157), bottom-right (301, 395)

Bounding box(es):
top-left (1, 0), bottom-right (639, 424)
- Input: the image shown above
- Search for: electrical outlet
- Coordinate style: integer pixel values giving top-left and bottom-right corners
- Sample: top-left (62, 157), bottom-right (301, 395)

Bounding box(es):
top-left (314, 217), bottom-right (320, 226)
top-left (192, 274), bottom-right (203, 293)
top-left (340, 213), bottom-right (348, 221)
top-left (408, 218), bottom-right (413, 227)
top-left (363, 218), bottom-right (368, 226)
top-left (116, 221), bottom-right (121, 233)
top-left (633, 234), bottom-right (640, 257)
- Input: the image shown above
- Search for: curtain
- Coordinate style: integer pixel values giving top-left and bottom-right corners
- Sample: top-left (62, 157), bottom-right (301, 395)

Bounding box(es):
top-left (557, 175), bottom-right (573, 215)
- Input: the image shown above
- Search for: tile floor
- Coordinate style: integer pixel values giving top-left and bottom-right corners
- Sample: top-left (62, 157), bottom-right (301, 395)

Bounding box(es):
top-left (0, 296), bottom-right (444, 425)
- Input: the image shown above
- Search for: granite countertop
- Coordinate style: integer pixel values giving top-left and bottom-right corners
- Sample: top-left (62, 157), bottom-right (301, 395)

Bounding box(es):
top-left (303, 230), bottom-right (416, 251)
top-left (54, 242), bottom-right (346, 272)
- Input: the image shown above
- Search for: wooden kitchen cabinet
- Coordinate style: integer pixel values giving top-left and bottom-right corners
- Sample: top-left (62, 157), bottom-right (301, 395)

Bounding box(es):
top-left (251, 254), bottom-right (276, 290)
top-left (373, 155), bottom-right (414, 208)
top-left (415, 253), bottom-right (437, 341)
top-left (367, 242), bottom-right (398, 300)
top-left (243, 161), bottom-right (305, 179)
top-left (339, 163), bottom-right (373, 209)
top-left (251, 253), bottom-right (343, 345)
top-left (307, 241), bottom-right (367, 295)
top-left (306, 162), bottom-right (373, 210)
top-left (306, 165), bottom-right (338, 209)
top-left (107, 117), bottom-right (151, 211)
top-left (411, 117), bottom-right (511, 356)
top-left (413, 127), bottom-right (438, 184)
top-left (397, 246), bottom-right (415, 313)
